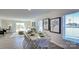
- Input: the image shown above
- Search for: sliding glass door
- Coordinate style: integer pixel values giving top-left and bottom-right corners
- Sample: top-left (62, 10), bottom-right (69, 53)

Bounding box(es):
top-left (64, 12), bottom-right (79, 44)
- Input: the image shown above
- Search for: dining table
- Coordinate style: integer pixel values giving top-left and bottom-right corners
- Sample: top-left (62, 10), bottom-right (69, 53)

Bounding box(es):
top-left (24, 32), bottom-right (51, 49)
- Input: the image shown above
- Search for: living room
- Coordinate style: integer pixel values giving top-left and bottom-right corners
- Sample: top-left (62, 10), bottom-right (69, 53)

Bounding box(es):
top-left (0, 9), bottom-right (79, 49)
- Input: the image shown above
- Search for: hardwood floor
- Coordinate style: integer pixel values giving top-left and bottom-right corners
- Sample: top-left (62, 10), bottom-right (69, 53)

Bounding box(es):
top-left (0, 33), bottom-right (63, 49)
top-left (0, 33), bottom-right (24, 49)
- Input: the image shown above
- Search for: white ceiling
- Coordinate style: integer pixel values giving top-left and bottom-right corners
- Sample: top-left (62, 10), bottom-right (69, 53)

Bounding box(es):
top-left (0, 9), bottom-right (53, 19)
top-left (0, 9), bottom-right (79, 21)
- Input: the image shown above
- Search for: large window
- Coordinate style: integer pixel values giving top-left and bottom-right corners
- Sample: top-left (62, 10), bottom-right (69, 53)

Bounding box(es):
top-left (64, 12), bottom-right (79, 44)
top-left (16, 23), bottom-right (26, 32)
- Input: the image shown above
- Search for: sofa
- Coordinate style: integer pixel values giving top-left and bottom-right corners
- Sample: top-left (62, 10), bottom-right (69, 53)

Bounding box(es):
top-left (0, 27), bottom-right (6, 35)
top-left (0, 31), bottom-right (4, 35)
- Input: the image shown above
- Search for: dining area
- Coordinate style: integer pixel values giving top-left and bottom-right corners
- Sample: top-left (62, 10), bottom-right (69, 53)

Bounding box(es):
top-left (22, 28), bottom-right (63, 49)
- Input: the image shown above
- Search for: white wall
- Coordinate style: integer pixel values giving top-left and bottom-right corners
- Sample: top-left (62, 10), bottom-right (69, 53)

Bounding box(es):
top-left (1, 20), bottom-right (33, 33)
top-left (0, 20), bottom-right (2, 27)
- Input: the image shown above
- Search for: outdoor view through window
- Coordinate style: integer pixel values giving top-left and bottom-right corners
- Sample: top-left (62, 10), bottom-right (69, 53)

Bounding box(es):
top-left (64, 12), bottom-right (79, 44)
